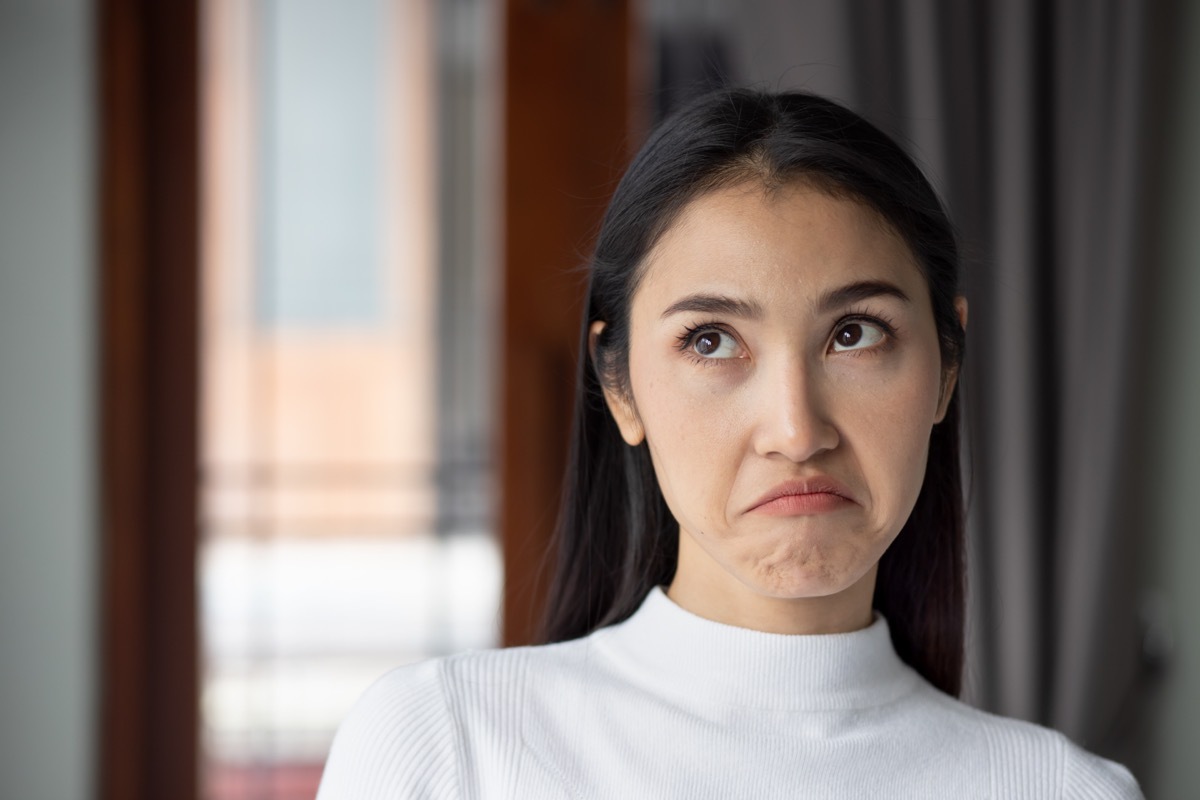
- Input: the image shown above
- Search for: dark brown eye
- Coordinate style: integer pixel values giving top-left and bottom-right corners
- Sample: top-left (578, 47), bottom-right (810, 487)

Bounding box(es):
top-left (832, 321), bottom-right (884, 352)
top-left (695, 331), bottom-right (722, 356)
top-left (688, 328), bottom-right (739, 359)
top-left (836, 324), bottom-right (863, 348)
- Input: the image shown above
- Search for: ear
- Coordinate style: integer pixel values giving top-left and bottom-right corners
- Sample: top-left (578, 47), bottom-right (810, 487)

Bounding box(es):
top-left (934, 296), bottom-right (969, 423)
top-left (589, 320), bottom-right (645, 446)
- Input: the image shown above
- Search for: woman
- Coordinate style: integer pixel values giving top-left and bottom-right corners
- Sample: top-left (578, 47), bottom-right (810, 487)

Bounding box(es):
top-left (318, 89), bottom-right (1141, 798)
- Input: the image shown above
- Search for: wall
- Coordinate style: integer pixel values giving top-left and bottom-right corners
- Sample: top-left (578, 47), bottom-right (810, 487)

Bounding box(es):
top-left (1143, 2), bottom-right (1200, 797)
top-left (0, 1), bottom-right (97, 798)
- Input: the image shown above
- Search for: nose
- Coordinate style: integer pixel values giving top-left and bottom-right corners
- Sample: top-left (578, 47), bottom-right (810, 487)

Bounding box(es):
top-left (752, 359), bottom-right (839, 462)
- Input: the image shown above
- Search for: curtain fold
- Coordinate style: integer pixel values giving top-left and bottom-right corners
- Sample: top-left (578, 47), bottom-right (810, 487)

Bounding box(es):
top-left (1047, 0), bottom-right (1148, 747)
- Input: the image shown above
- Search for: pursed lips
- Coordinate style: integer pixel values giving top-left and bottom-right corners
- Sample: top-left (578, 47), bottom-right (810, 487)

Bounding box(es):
top-left (745, 477), bottom-right (857, 515)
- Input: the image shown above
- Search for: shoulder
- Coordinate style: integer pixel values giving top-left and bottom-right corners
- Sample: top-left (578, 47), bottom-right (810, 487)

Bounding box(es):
top-left (909, 686), bottom-right (1142, 799)
top-left (1059, 740), bottom-right (1143, 800)
top-left (316, 658), bottom-right (459, 800)
top-left (316, 640), bottom-right (598, 800)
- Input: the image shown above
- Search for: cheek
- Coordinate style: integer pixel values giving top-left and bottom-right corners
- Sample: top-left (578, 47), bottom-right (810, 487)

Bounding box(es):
top-left (838, 354), bottom-right (941, 511)
top-left (631, 360), bottom-right (747, 531)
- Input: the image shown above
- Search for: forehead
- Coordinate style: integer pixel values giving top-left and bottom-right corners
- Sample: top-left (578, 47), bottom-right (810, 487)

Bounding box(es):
top-left (636, 182), bottom-right (925, 308)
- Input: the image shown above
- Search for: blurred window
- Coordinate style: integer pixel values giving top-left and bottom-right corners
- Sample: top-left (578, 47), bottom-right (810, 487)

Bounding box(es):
top-left (199, 1), bottom-right (501, 797)
top-left (256, 0), bottom-right (387, 328)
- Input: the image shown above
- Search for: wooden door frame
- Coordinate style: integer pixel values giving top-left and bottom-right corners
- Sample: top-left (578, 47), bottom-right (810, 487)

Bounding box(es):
top-left (98, 1), bottom-right (200, 798)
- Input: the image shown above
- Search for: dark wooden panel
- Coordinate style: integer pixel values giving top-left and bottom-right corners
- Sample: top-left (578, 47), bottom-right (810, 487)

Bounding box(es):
top-left (500, 0), bottom-right (636, 646)
top-left (98, 1), bottom-right (200, 798)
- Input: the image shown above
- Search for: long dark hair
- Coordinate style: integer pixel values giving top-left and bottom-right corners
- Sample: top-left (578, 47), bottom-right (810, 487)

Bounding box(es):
top-left (540, 88), bottom-right (967, 697)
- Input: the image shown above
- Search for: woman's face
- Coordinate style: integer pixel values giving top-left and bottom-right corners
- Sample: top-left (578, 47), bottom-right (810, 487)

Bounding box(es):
top-left (598, 181), bottom-right (961, 633)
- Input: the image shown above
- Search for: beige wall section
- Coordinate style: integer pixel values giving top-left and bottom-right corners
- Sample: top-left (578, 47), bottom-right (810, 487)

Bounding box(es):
top-left (1143, 2), bottom-right (1200, 797)
top-left (0, 1), bottom-right (96, 798)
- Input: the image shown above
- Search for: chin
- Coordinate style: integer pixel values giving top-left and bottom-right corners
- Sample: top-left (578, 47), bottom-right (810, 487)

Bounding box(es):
top-left (741, 555), bottom-right (868, 600)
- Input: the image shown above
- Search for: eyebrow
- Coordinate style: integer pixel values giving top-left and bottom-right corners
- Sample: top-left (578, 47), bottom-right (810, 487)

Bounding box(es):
top-left (817, 280), bottom-right (911, 313)
top-left (659, 293), bottom-right (764, 320)
top-left (658, 280), bottom-right (911, 321)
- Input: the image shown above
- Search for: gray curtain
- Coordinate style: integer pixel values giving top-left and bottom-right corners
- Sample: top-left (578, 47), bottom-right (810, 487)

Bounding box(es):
top-left (846, 0), bottom-right (1158, 765)
top-left (646, 0), bottom-right (1163, 771)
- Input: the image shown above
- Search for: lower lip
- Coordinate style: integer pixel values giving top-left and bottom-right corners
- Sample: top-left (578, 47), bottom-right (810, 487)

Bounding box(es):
top-left (751, 492), bottom-right (852, 516)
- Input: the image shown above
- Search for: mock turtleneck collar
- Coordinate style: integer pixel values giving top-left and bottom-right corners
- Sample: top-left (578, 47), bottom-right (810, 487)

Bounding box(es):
top-left (594, 586), bottom-right (919, 711)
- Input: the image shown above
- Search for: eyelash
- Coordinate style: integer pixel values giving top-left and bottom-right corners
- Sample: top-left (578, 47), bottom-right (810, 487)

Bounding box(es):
top-left (675, 308), bottom-right (899, 364)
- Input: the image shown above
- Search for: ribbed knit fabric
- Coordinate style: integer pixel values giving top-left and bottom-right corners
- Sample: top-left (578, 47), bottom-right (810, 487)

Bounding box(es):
top-left (317, 588), bottom-right (1142, 799)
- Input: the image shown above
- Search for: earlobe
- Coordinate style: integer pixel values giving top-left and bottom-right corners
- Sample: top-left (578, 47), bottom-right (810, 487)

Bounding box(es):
top-left (606, 390), bottom-right (646, 446)
top-left (934, 368), bottom-right (958, 423)
top-left (590, 320), bottom-right (645, 446)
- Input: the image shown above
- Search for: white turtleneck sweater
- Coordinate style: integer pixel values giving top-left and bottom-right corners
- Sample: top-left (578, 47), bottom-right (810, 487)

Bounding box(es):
top-left (317, 588), bottom-right (1141, 799)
